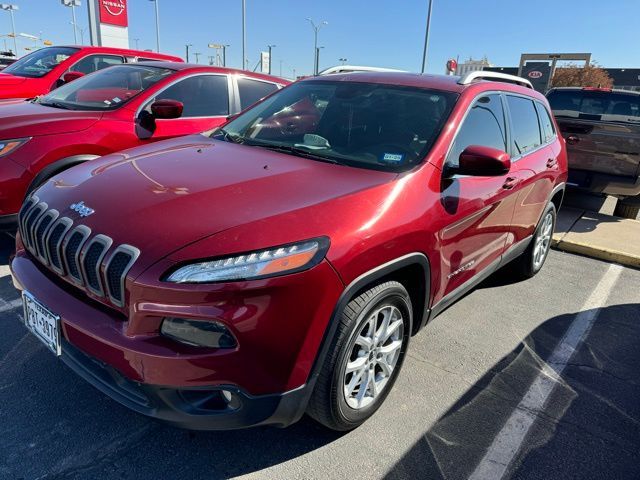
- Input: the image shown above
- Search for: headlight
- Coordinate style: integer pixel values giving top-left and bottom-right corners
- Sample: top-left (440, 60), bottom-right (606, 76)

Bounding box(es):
top-left (164, 237), bottom-right (329, 283)
top-left (0, 138), bottom-right (30, 157)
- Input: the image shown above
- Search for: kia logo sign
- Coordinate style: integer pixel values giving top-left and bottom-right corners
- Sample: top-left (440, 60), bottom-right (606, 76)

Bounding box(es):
top-left (99, 0), bottom-right (128, 27)
top-left (528, 71), bottom-right (543, 79)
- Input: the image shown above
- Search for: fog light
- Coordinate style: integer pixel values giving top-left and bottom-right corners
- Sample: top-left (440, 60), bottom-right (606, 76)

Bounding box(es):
top-left (161, 317), bottom-right (237, 348)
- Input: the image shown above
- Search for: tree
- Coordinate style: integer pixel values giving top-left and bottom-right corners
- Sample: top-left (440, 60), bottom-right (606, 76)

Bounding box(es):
top-left (551, 63), bottom-right (613, 89)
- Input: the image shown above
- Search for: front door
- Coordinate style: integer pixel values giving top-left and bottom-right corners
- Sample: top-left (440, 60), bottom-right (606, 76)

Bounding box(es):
top-left (438, 93), bottom-right (520, 296)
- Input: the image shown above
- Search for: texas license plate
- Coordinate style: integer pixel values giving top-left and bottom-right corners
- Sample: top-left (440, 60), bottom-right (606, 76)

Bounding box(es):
top-left (23, 291), bottom-right (61, 356)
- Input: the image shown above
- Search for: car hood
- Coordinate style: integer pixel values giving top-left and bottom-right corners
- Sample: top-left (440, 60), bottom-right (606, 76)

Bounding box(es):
top-left (0, 101), bottom-right (102, 138)
top-left (0, 72), bottom-right (27, 86)
top-left (34, 135), bottom-right (396, 271)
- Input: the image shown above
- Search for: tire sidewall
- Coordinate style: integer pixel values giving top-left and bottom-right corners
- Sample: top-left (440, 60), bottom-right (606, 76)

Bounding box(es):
top-left (333, 285), bottom-right (412, 426)
top-left (530, 203), bottom-right (557, 274)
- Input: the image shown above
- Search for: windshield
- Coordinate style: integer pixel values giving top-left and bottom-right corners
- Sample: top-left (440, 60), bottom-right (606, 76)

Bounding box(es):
top-left (3, 47), bottom-right (79, 78)
top-left (38, 65), bottom-right (175, 111)
top-left (547, 89), bottom-right (640, 124)
top-left (214, 80), bottom-right (457, 172)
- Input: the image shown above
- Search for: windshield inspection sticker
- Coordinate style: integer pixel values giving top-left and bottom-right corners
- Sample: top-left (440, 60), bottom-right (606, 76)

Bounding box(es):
top-left (382, 153), bottom-right (404, 163)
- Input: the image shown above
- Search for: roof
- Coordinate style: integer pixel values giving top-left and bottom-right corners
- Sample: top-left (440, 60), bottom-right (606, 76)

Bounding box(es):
top-left (302, 71), bottom-right (467, 93)
top-left (299, 70), bottom-right (547, 102)
top-left (319, 65), bottom-right (407, 75)
top-left (57, 45), bottom-right (182, 62)
top-left (133, 61), bottom-right (291, 84)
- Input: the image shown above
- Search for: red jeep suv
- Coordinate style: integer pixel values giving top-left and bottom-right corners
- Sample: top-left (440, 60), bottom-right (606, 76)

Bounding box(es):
top-left (0, 45), bottom-right (182, 99)
top-left (11, 71), bottom-right (567, 431)
top-left (0, 62), bottom-right (288, 230)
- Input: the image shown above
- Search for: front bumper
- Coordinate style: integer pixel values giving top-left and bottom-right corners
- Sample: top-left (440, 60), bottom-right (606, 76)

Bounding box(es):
top-left (11, 247), bottom-right (344, 429)
top-left (60, 337), bottom-right (309, 429)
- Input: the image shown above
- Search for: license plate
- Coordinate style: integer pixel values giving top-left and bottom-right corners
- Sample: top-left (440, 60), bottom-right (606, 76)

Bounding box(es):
top-left (23, 292), bottom-right (61, 356)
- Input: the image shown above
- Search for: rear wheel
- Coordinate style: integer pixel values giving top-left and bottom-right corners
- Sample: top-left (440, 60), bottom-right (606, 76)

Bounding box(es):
top-left (512, 202), bottom-right (556, 279)
top-left (614, 202), bottom-right (640, 220)
top-left (306, 281), bottom-right (412, 431)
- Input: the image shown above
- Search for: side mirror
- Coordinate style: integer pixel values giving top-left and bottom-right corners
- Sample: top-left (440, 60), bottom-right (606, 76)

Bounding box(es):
top-left (456, 145), bottom-right (511, 176)
top-left (150, 99), bottom-right (184, 119)
top-left (62, 71), bottom-right (85, 84)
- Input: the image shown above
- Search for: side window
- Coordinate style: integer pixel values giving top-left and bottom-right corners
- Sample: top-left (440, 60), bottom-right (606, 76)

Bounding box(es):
top-left (535, 102), bottom-right (556, 143)
top-left (155, 75), bottom-right (229, 117)
top-left (506, 96), bottom-right (542, 156)
top-left (447, 94), bottom-right (507, 168)
top-left (70, 55), bottom-right (124, 75)
top-left (237, 78), bottom-right (278, 109)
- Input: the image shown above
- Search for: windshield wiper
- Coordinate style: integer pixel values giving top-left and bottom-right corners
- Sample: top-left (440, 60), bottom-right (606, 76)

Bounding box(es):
top-left (247, 142), bottom-right (340, 164)
top-left (39, 101), bottom-right (73, 110)
top-left (214, 128), bottom-right (245, 144)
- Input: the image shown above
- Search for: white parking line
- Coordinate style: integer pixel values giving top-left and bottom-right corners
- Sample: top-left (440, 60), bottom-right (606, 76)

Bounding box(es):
top-left (469, 263), bottom-right (624, 480)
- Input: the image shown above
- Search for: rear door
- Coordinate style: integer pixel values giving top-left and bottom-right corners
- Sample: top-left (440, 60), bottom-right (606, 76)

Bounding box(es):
top-left (547, 89), bottom-right (640, 179)
top-left (503, 94), bottom-right (557, 246)
top-left (233, 76), bottom-right (281, 112)
top-left (140, 73), bottom-right (232, 140)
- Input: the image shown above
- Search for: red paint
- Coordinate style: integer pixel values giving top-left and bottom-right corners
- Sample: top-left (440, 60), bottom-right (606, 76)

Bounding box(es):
top-left (0, 46), bottom-right (182, 100)
top-left (99, 0), bottom-right (128, 27)
top-left (0, 63), bottom-right (289, 220)
top-left (10, 72), bottom-right (567, 424)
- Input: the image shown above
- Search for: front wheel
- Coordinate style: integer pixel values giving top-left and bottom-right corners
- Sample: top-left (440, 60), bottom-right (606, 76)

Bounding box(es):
top-left (306, 281), bottom-right (412, 431)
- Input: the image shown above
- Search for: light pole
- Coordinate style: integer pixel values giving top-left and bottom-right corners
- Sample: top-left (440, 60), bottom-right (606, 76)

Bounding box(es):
top-left (306, 18), bottom-right (327, 75)
top-left (149, 0), bottom-right (160, 52)
top-left (420, 0), bottom-right (434, 73)
top-left (194, 52), bottom-right (201, 64)
top-left (1, 4), bottom-right (18, 56)
top-left (339, 57), bottom-right (347, 65)
top-left (133, 37), bottom-right (140, 49)
top-left (70, 22), bottom-right (87, 45)
top-left (241, 0), bottom-right (246, 70)
top-left (61, 0), bottom-right (81, 44)
top-left (185, 44), bottom-right (192, 62)
top-left (315, 46), bottom-right (324, 75)
top-left (267, 44), bottom-right (275, 75)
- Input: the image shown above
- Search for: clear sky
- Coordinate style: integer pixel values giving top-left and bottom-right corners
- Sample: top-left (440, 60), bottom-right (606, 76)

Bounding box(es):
top-left (2, 0), bottom-right (639, 78)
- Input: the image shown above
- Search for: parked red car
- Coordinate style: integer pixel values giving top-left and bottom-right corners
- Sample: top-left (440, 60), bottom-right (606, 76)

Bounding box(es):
top-left (11, 71), bottom-right (567, 431)
top-left (0, 62), bottom-right (289, 230)
top-left (0, 45), bottom-right (182, 100)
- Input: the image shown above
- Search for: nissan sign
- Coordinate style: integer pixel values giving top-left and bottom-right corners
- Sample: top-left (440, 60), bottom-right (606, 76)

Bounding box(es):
top-left (99, 0), bottom-right (128, 27)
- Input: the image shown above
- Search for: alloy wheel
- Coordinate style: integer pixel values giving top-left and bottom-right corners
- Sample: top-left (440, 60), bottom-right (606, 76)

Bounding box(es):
top-left (342, 305), bottom-right (404, 410)
top-left (533, 212), bottom-right (553, 270)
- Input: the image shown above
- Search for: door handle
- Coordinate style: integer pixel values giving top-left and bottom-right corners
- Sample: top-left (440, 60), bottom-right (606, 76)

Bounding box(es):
top-left (566, 135), bottom-right (580, 145)
top-left (502, 177), bottom-right (519, 190)
top-left (546, 158), bottom-right (558, 168)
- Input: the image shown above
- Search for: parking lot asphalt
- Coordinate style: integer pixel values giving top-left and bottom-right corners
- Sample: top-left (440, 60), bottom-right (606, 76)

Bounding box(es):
top-left (1, 232), bottom-right (638, 480)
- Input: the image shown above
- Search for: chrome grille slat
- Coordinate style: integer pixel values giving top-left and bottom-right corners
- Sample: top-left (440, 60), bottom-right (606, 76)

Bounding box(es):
top-left (45, 217), bottom-right (73, 274)
top-left (34, 209), bottom-right (59, 264)
top-left (62, 225), bottom-right (91, 285)
top-left (20, 197), bottom-right (139, 309)
top-left (104, 245), bottom-right (140, 307)
top-left (81, 234), bottom-right (113, 297)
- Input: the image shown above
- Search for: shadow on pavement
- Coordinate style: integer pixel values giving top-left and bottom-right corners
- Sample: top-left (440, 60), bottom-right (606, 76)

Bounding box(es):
top-left (385, 303), bottom-right (640, 480)
top-left (0, 233), bottom-right (14, 266)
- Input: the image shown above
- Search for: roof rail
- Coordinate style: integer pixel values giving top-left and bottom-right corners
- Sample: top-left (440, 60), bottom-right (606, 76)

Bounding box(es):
top-left (458, 71), bottom-right (533, 89)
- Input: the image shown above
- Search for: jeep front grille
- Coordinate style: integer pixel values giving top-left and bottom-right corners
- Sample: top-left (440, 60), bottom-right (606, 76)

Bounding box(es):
top-left (18, 196), bottom-right (140, 308)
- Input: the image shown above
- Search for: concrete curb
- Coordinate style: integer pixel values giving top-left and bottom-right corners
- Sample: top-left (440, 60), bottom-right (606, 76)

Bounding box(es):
top-left (552, 208), bottom-right (640, 269)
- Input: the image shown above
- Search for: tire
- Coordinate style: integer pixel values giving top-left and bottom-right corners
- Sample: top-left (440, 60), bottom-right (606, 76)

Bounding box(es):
top-left (306, 281), bottom-right (412, 431)
top-left (614, 202), bottom-right (640, 220)
top-left (512, 202), bottom-right (556, 279)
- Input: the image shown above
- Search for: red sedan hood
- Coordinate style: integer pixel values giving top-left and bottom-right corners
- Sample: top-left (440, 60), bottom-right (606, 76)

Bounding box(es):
top-left (0, 72), bottom-right (27, 86)
top-left (0, 101), bottom-right (101, 138)
top-left (35, 135), bottom-right (395, 270)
